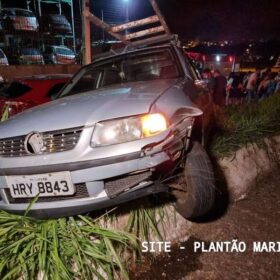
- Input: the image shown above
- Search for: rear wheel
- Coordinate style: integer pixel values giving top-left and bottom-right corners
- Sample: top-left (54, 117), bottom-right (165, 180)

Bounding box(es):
top-left (173, 141), bottom-right (215, 219)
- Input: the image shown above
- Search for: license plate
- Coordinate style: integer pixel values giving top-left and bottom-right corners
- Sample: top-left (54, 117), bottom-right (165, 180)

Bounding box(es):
top-left (6, 172), bottom-right (75, 198)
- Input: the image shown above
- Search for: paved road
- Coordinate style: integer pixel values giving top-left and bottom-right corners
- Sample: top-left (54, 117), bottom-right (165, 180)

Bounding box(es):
top-left (130, 172), bottom-right (280, 280)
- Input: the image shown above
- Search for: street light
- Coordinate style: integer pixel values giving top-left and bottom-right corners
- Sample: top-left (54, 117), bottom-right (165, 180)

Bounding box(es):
top-left (123, 0), bottom-right (130, 35)
top-left (123, 0), bottom-right (129, 22)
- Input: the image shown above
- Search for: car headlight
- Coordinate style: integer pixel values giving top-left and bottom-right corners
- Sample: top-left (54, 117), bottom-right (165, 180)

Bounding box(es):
top-left (91, 113), bottom-right (168, 147)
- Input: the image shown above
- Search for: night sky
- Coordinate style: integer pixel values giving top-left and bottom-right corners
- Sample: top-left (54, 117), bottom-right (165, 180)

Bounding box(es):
top-left (2, 0), bottom-right (280, 41)
top-left (134, 0), bottom-right (280, 41)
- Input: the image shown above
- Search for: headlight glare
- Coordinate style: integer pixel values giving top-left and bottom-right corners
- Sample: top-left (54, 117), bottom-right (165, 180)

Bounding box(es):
top-left (141, 113), bottom-right (167, 137)
top-left (91, 113), bottom-right (168, 147)
top-left (91, 117), bottom-right (142, 146)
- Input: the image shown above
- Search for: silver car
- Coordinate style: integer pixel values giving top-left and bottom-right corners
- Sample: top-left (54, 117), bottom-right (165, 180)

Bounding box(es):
top-left (18, 48), bottom-right (44, 65)
top-left (0, 41), bottom-right (215, 219)
top-left (43, 45), bottom-right (76, 65)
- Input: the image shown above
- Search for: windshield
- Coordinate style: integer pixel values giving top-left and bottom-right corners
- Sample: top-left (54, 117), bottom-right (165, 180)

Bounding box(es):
top-left (59, 48), bottom-right (180, 98)
top-left (15, 10), bottom-right (34, 17)
top-left (1, 10), bottom-right (15, 16)
top-left (50, 15), bottom-right (68, 23)
top-left (21, 48), bottom-right (41, 55)
top-left (0, 82), bottom-right (32, 98)
top-left (56, 47), bottom-right (74, 56)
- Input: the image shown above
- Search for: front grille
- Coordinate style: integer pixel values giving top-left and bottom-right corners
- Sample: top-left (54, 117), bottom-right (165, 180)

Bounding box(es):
top-left (104, 171), bottom-right (152, 198)
top-left (0, 127), bottom-right (83, 157)
top-left (5, 183), bottom-right (89, 204)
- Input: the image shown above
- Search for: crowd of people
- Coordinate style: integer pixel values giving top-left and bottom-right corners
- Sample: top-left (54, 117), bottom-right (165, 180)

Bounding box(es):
top-left (202, 68), bottom-right (280, 106)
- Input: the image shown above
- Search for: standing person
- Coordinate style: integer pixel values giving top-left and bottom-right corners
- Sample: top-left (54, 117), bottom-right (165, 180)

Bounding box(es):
top-left (213, 69), bottom-right (227, 106)
top-left (227, 72), bottom-right (244, 105)
top-left (246, 69), bottom-right (260, 102)
top-left (202, 68), bottom-right (215, 90)
top-left (257, 72), bottom-right (276, 99)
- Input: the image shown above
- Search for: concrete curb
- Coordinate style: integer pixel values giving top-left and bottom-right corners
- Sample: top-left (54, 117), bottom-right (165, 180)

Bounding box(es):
top-left (218, 135), bottom-right (280, 201)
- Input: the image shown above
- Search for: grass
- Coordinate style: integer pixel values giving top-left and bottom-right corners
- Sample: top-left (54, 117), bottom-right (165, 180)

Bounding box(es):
top-left (0, 211), bottom-right (138, 280)
top-left (125, 201), bottom-right (167, 242)
top-left (0, 201), bottom-right (168, 280)
top-left (210, 93), bottom-right (280, 157)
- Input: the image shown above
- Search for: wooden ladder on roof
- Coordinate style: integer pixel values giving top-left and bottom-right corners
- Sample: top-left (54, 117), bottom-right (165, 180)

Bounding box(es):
top-left (83, 0), bottom-right (172, 62)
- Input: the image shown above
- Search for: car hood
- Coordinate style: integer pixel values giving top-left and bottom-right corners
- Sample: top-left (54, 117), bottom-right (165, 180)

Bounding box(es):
top-left (0, 79), bottom-right (178, 138)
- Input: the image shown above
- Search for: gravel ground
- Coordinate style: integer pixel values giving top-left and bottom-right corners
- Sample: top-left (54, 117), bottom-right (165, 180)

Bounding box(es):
top-left (130, 172), bottom-right (280, 280)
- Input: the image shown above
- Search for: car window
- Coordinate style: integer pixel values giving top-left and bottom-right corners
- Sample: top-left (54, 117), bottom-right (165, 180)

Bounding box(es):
top-left (189, 59), bottom-right (202, 79)
top-left (1, 10), bottom-right (15, 17)
top-left (22, 49), bottom-right (41, 55)
top-left (15, 10), bottom-right (34, 17)
top-left (50, 15), bottom-right (67, 23)
top-left (47, 82), bottom-right (66, 98)
top-left (0, 82), bottom-right (32, 98)
top-left (62, 70), bottom-right (101, 96)
top-left (59, 48), bottom-right (181, 98)
top-left (121, 50), bottom-right (180, 82)
top-left (183, 55), bottom-right (199, 80)
top-left (56, 47), bottom-right (74, 56)
top-left (102, 68), bottom-right (123, 86)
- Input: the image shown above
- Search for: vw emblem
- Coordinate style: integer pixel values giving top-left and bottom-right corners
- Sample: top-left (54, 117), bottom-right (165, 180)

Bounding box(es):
top-left (24, 132), bottom-right (46, 155)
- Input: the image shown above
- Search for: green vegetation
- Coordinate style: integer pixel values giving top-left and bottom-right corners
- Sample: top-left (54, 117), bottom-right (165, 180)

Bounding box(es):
top-left (0, 211), bottom-right (138, 280)
top-left (125, 202), bottom-right (167, 242)
top-left (210, 93), bottom-right (280, 157)
top-left (0, 200), bottom-right (167, 280)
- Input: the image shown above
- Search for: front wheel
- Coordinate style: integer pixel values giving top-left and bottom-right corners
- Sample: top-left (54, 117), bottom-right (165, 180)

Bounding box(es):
top-left (173, 141), bottom-right (215, 219)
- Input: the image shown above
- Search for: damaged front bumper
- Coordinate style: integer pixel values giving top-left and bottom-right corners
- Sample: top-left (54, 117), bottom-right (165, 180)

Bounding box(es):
top-left (0, 118), bottom-right (191, 218)
top-left (0, 150), bottom-right (170, 218)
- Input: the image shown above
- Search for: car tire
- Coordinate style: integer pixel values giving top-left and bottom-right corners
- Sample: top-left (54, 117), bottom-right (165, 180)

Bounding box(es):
top-left (174, 141), bottom-right (215, 219)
